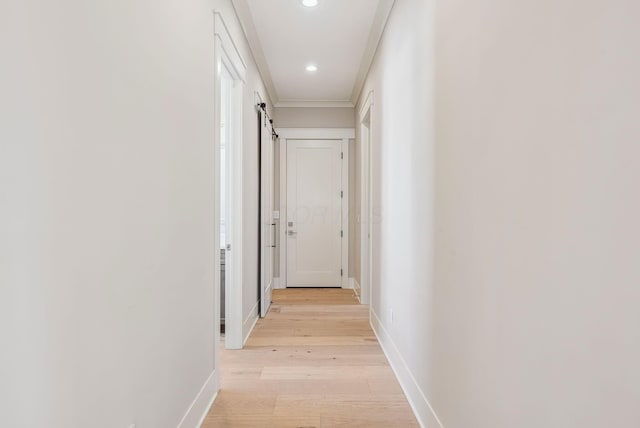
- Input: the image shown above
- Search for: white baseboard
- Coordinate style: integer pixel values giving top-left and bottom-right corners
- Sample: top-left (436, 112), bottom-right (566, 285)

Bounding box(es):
top-left (243, 300), bottom-right (259, 345)
top-left (344, 277), bottom-right (355, 289)
top-left (273, 277), bottom-right (285, 289)
top-left (351, 277), bottom-right (360, 291)
top-left (264, 282), bottom-right (273, 315)
top-left (177, 370), bottom-right (218, 428)
top-left (370, 310), bottom-right (444, 428)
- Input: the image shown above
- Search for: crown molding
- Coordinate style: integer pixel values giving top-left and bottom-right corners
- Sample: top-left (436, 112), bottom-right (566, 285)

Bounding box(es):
top-left (232, 0), bottom-right (394, 109)
top-left (231, 0), bottom-right (278, 106)
top-left (276, 128), bottom-right (355, 139)
top-left (275, 100), bottom-right (354, 109)
top-left (350, 0), bottom-right (396, 105)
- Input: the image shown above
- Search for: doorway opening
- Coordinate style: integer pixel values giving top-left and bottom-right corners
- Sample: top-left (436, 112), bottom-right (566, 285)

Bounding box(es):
top-left (219, 70), bottom-right (232, 338)
top-left (277, 129), bottom-right (354, 289)
top-left (214, 12), bottom-right (246, 385)
top-left (216, 63), bottom-right (243, 351)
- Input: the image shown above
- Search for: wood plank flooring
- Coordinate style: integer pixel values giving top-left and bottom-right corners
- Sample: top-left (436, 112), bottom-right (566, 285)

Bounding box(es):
top-left (203, 288), bottom-right (418, 428)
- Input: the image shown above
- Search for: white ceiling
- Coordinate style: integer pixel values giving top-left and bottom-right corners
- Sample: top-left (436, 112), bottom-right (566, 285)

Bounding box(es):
top-left (232, 0), bottom-right (395, 107)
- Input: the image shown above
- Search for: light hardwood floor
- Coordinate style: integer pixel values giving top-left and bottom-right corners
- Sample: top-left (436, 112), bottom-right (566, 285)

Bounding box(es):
top-left (203, 288), bottom-right (419, 428)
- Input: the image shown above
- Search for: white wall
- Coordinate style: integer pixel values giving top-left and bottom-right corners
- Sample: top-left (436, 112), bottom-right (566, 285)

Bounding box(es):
top-left (358, 0), bottom-right (640, 427)
top-left (355, 0), bottom-right (437, 424)
top-left (432, 0), bottom-right (640, 426)
top-left (274, 107), bottom-right (354, 128)
top-left (0, 0), bottom-right (270, 426)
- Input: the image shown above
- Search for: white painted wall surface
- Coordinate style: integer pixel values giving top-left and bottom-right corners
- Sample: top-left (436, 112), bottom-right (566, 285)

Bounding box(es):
top-left (274, 107), bottom-right (355, 128)
top-left (0, 1), bottom-right (217, 425)
top-left (358, 0), bottom-right (640, 427)
top-left (355, 0), bottom-right (437, 424)
top-left (432, 0), bottom-right (640, 426)
top-left (0, 0), bottom-right (270, 426)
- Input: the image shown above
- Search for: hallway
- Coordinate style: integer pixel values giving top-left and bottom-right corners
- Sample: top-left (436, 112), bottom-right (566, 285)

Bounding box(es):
top-left (204, 289), bottom-right (418, 427)
top-left (3, 0), bottom-right (640, 426)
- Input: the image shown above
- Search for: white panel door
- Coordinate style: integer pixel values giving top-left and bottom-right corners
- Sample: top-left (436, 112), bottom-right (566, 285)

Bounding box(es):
top-left (286, 140), bottom-right (342, 287)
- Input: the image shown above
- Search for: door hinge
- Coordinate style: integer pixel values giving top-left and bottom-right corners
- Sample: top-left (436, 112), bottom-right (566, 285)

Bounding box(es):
top-left (341, 152), bottom-right (344, 159)
top-left (340, 230), bottom-right (343, 238)
top-left (340, 190), bottom-right (343, 198)
top-left (341, 268), bottom-right (343, 277)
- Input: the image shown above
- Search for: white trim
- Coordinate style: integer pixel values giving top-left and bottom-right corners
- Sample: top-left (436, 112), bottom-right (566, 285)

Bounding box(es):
top-left (243, 300), bottom-right (260, 345)
top-left (231, 0), bottom-right (278, 105)
top-left (279, 131), bottom-right (354, 289)
top-left (351, 0), bottom-right (396, 105)
top-left (359, 90), bottom-right (375, 119)
top-left (229, 1), bottom-right (395, 107)
top-left (279, 138), bottom-right (288, 287)
top-left (214, 11), bottom-right (244, 351)
top-left (359, 91), bottom-right (374, 305)
top-left (273, 277), bottom-right (284, 290)
top-left (176, 370), bottom-right (218, 428)
top-left (275, 100), bottom-right (354, 108)
top-left (276, 128), bottom-right (355, 140)
top-left (213, 12), bottom-right (247, 82)
top-left (350, 277), bottom-right (360, 296)
top-left (264, 282), bottom-right (273, 315)
top-left (370, 310), bottom-right (444, 428)
top-left (341, 138), bottom-right (350, 288)
top-left (254, 90), bottom-right (264, 108)
top-left (226, 70), bottom-right (244, 350)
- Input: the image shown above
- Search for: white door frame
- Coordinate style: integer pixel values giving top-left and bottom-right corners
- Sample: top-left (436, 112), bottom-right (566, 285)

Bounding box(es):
top-left (214, 10), bottom-right (246, 378)
top-left (277, 128), bottom-right (355, 289)
top-left (359, 91), bottom-right (374, 305)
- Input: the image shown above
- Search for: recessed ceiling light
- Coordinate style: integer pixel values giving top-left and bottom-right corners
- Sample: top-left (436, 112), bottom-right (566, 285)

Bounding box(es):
top-left (301, 0), bottom-right (318, 7)
top-left (305, 64), bottom-right (318, 72)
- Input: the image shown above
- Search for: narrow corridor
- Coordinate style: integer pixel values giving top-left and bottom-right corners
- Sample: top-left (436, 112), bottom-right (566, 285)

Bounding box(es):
top-left (203, 289), bottom-right (418, 427)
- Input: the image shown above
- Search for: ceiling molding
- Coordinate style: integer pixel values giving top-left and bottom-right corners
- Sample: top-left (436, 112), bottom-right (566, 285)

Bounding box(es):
top-left (350, 0), bottom-right (396, 106)
top-left (276, 128), bottom-right (356, 139)
top-left (233, 0), bottom-right (391, 108)
top-left (231, 0), bottom-right (279, 106)
top-left (275, 100), bottom-right (355, 109)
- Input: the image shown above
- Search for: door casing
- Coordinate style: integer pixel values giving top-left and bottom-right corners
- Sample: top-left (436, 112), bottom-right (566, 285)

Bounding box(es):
top-left (359, 91), bottom-right (374, 305)
top-left (277, 128), bottom-right (355, 289)
top-left (214, 11), bottom-right (246, 381)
